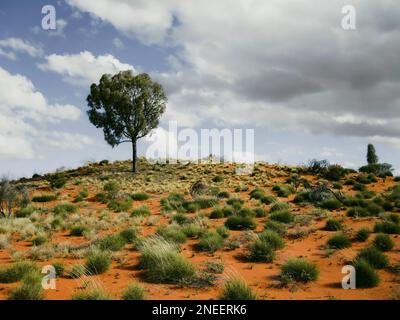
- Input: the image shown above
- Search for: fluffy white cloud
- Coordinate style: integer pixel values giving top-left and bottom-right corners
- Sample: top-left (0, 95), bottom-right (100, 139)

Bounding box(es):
top-left (0, 67), bottom-right (91, 160)
top-left (66, 0), bottom-right (400, 146)
top-left (0, 37), bottom-right (43, 60)
top-left (38, 51), bottom-right (135, 86)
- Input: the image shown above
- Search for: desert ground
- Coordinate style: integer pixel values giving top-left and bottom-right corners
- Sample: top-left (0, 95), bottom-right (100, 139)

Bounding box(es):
top-left (0, 159), bottom-right (399, 300)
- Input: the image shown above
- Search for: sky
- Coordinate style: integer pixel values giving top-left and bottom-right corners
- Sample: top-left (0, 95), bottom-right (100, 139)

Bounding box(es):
top-left (0, 0), bottom-right (400, 178)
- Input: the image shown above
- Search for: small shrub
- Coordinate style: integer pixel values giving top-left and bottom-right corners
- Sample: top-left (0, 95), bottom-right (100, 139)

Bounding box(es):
top-left (131, 205), bottom-right (150, 217)
top-left (225, 215), bottom-right (256, 230)
top-left (69, 225), bottom-right (87, 237)
top-left (269, 209), bottom-right (294, 224)
top-left (119, 228), bottom-right (138, 244)
top-left (122, 284), bottom-right (146, 300)
top-left (219, 278), bottom-right (257, 300)
top-left (373, 234), bottom-right (394, 251)
top-left (53, 262), bottom-right (65, 277)
top-left (270, 202), bottom-right (289, 213)
top-left (260, 195), bottom-right (276, 204)
top-left (160, 193), bottom-right (186, 212)
top-left (210, 207), bottom-right (224, 219)
top-left (217, 191), bottom-right (230, 199)
top-left (204, 261), bottom-right (224, 274)
top-left (249, 188), bottom-right (265, 200)
top-left (85, 250), bottom-right (112, 274)
top-left (212, 175), bottom-right (224, 183)
top-left (72, 288), bottom-right (112, 300)
top-left (31, 235), bottom-right (47, 246)
top-left (54, 203), bottom-right (78, 215)
top-left (157, 225), bottom-right (187, 244)
top-left (131, 192), bottom-right (150, 201)
top-left (355, 228), bottom-right (370, 242)
top-left (32, 195), bottom-right (57, 203)
top-left (355, 246), bottom-right (389, 269)
top-left (258, 230), bottom-right (285, 250)
top-left (374, 221), bottom-right (400, 234)
top-left (98, 234), bottom-right (126, 251)
top-left (216, 226), bottom-right (230, 238)
top-left (253, 207), bottom-right (266, 217)
top-left (320, 198), bottom-right (341, 211)
top-left (281, 258), bottom-right (319, 283)
top-left (103, 181), bottom-right (119, 199)
top-left (15, 206), bottom-right (34, 218)
top-left (226, 197), bottom-right (244, 207)
top-left (326, 233), bottom-right (351, 249)
top-left (47, 173), bottom-right (67, 189)
top-left (246, 240), bottom-right (275, 262)
top-left (264, 220), bottom-right (287, 235)
top-left (0, 261), bottom-right (39, 283)
top-left (108, 198), bottom-right (133, 212)
top-left (352, 259), bottom-right (380, 288)
top-left (7, 272), bottom-right (43, 300)
top-left (196, 232), bottom-right (224, 253)
top-left (346, 207), bottom-right (369, 217)
top-left (324, 219), bottom-right (342, 231)
top-left (192, 197), bottom-right (217, 209)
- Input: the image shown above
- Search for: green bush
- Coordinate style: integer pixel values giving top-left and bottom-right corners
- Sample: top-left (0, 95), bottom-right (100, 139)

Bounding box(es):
top-left (31, 235), bottom-right (47, 246)
top-left (108, 198), bottom-right (133, 212)
top-left (260, 195), bottom-right (276, 205)
top-left (131, 205), bottom-right (150, 217)
top-left (374, 221), bottom-right (400, 234)
top-left (98, 234), bottom-right (126, 251)
top-left (258, 230), bottom-right (284, 250)
top-left (0, 261), bottom-right (39, 283)
top-left (210, 207), bottom-right (224, 219)
top-left (47, 173), bottom-right (67, 189)
top-left (355, 246), bottom-right (389, 269)
top-left (346, 207), bottom-right (369, 217)
top-left (157, 225), bottom-right (187, 244)
top-left (72, 288), bottom-right (112, 300)
top-left (320, 198), bottom-right (341, 211)
top-left (184, 202), bottom-right (200, 213)
top-left (131, 192), bottom-right (150, 201)
top-left (7, 272), bottom-right (43, 300)
top-left (269, 209), bottom-right (294, 224)
top-left (119, 228), bottom-right (138, 244)
top-left (253, 207), bottom-right (266, 217)
top-left (246, 240), bottom-right (275, 262)
top-left (373, 234), bottom-right (394, 251)
top-left (249, 188), bottom-right (265, 200)
top-left (69, 225), bottom-right (87, 236)
top-left (15, 206), bottom-right (34, 218)
top-left (219, 278), bottom-right (257, 300)
top-left (217, 191), bottom-right (230, 199)
top-left (32, 194), bottom-right (57, 202)
top-left (54, 203), bottom-right (78, 215)
top-left (122, 284), bottom-right (146, 300)
top-left (225, 215), bottom-right (256, 230)
top-left (355, 228), bottom-right (370, 242)
top-left (324, 218), bottom-right (342, 231)
top-left (323, 164), bottom-right (346, 181)
top-left (192, 197), bottom-right (217, 209)
top-left (85, 250), bottom-right (112, 275)
top-left (281, 258), bottom-right (319, 283)
top-left (53, 262), bottom-right (65, 277)
top-left (352, 259), bottom-right (380, 288)
top-left (264, 220), bottom-right (287, 235)
top-left (272, 184), bottom-right (294, 197)
top-left (227, 197), bottom-right (244, 207)
top-left (212, 175), bottom-right (224, 183)
top-left (103, 181), bottom-right (119, 199)
top-left (160, 193), bottom-right (186, 212)
top-left (216, 226), bottom-right (230, 238)
top-left (196, 232), bottom-right (224, 253)
top-left (139, 237), bottom-right (195, 284)
top-left (270, 202), bottom-right (289, 213)
top-left (326, 233), bottom-right (351, 249)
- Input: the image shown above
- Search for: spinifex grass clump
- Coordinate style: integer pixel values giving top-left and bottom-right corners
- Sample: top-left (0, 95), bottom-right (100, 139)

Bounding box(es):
top-left (258, 230), bottom-right (285, 250)
top-left (196, 231), bottom-right (224, 253)
top-left (352, 259), bottom-right (380, 288)
top-left (97, 234), bottom-right (126, 251)
top-left (69, 225), bottom-right (87, 236)
top-left (374, 221), bottom-right (400, 234)
top-left (84, 250), bottom-right (112, 275)
top-left (122, 284), bottom-right (146, 300)
top-left (160, 193), bottom-right (186, 212)
top-left (281, 258), bottom-right (319, 283)
top-left (264, 220), bottom-right (287, 235)
top-left (32, 194), bottom-right (57, 202)
top-left (72, 288), bottom-right (112, 300)
top-left (320, 198), bottom-right (342, 211)
top-left (355, 246), bottom-right (389, 269)
top-left (355, 228), bottom-right (370, 242)
top-left (54, 202), bottom-right (78, 216)
top-left (157, 224), bottom-right (187, 244)
top-left (225, 215), bottom-right (256, 230)
top-left (0, 261), bottom-right (39, 283)
top-left (270, 202), bottom-right (289, 213)
top-left (131, 205), bottom-right (151, 217)
top-left (119, 228), bottom-right (138, 244)
top-left (108, 197), bottom-right (133, 212)
top-left (324, 218), bottom-right (343, 231)
top-left (131, 192), bottom-right (150, 201)
top-left (269, 209), bottom-right (294, 224)
top-left (138, 236), bottom-right (195, 284)
top-left (7, 271), bottom-right (43, 300)
top-left (219, 277), bottom-right (257, 300)
top-left (246, 239), bottom-right (275, 262)
top-left (326, 233), bottom-right (351, 249)
top-left (372, 234), bottom-right (394, 252)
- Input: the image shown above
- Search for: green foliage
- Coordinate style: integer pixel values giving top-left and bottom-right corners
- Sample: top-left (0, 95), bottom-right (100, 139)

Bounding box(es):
top-left (326, 233), bottom-right (351, 249)
top-left (212, 175), bottom-right (224, 183)
top-left (69, 225), bottom-right (87, 236)
top-left (103, 181), bottom-right (119, 199)
top-left (131, 205), bottom-right (150, 217)
top-left (246, 240), bottom-right (275, 262)
top-left (157, 224), bottom-right (187, 244)
top-left (367, 144), bottom-right (379, 165)
top-left (131, 192), bottom-right (150, 201)
top-left (72, 289), bottom-right (112, 300)
top-left (324, 218), bottom-right (342, 231)
top-left (54, 202), bottom-right (77, 215)
top-left (281, 258), bottom-right (319, 283)
top-left (108, 198), bottom-right (133, 212)
top-left (85, 250), bottom-right (112, 274)
top-left (15, 206), bottom-right (34, 218)
top-left (32, 194), bottom-right (57, 202)
top-left (219, 278), bottom-right (257, 300)
top-left (31, 235), bottom-right (47, 246)
top-left (119, 228), bottom-right (138, 244)
top-left (216, 226), bottom-right (230, 238)
top-left (352, 259), bottom-right (380, 288)
top-left (196, 231), bottom-right (224, 253)
top-left (0, 261), bottom-right (39, 283)
top-left (272, 184), bottom-right (295, 197)
top-left (258, 230), bottom-right (285, 250)
top-left (264, 220), bottom-right (287, 235)
top-left (374, 221), bottom-right (400, 234)
top-left (87, 71), bottom-right (167, 172)
top-left (355, 246), bottom-right (389, 269)
top-left (98, 234), bottom-right (126, 251)
top-left (7, 272), bottom-right (43, 300)
top-left (210, 207), bottom-right (224, 219)
top-left (160, 193), bottom-right (186, 212)
top-left (249, 188), bottom-right (265, 200)
top-left (269, 209), bottom-right (294, 224)
top-left (225, 215), bottom-right (256, 230)
top-left (373, 234), bottom-right (394, 251)
top-left (47, 173), bottom-right (67, 189)
top-left (122, 284), bottom-right (146, 300)
top-left (359, 163), bottom-right (394, 177)
top-left (320, 198), bottom-right (341, 210)
top-left (270, 202), bottom-right (289, 213)
top-left (355, 228), bottom-right (370, 242)
top-left (323, 164), bottom-right (346, 181)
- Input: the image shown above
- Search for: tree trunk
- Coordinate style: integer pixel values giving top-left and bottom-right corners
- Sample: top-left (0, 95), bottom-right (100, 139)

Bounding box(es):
top-left (132, 140), bottom-right (137, 173)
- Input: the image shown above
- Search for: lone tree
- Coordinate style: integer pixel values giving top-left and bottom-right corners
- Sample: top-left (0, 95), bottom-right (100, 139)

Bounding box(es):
top-left (87, 71), bottom-right (167, 172)
top-left (367, 144), bottom-right (378, 165)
